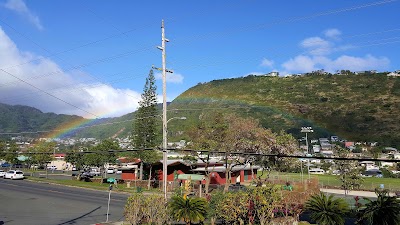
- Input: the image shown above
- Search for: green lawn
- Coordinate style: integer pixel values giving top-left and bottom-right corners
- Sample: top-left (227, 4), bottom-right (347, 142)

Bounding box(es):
top-left (259, 172), bottom-right (400, 191)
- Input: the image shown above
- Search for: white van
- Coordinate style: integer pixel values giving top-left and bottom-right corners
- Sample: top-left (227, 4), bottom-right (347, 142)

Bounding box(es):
top-left (107, 167), bottom-right (115, 174)
top-left (309, 168), bottom-right (325, 174)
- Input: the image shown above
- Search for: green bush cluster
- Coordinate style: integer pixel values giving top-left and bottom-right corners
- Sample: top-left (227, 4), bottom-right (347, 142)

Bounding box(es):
top-left (124, 185), bottom-right (311, 225)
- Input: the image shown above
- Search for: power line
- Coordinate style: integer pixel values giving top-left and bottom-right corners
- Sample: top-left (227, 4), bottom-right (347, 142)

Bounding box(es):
top-left (0, 18), bottom-right (152, 117)
top-left (0, 68), bottom-right (149, 102)
top-left (0, 112), bottom-right (164, 135)
top-left (2, 30), bottom-right (397, 106)
top-left (0, 45), bottom-right (155, 88)
top-left (1, 0), bottom-right (395, 79)
top-left (6, 147), bottom-right (400, 163)
top-left (0, 68), bottom-right (100, 118)
top-left (172, 0), bottom-right (397, 46)
top-left (0, 0), bottom-right (395, 100)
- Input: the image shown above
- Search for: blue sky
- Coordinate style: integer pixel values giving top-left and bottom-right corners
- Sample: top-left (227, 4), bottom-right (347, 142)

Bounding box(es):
top-left (0, 0), bottom-right (399, 118)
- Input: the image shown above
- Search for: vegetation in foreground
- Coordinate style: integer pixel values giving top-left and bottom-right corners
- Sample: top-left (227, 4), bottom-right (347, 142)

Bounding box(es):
top-left (122, 181), bottom-right (400, 225)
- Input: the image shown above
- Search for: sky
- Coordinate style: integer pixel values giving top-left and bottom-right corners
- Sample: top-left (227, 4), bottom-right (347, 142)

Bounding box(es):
top-left (0, 0), bottom-right (399, 119)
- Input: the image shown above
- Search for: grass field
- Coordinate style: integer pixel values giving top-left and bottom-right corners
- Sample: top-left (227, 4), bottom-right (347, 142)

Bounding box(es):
top-left (260, 171), bottom-right (400, 191)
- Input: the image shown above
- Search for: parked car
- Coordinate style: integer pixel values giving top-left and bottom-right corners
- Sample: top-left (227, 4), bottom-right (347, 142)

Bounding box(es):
top-left (13, 164), bottom-right (23, 168)
top-left (4, 170), bottom-right (24, 180)
top-left (89, 168), bottom-right (101, 176)
top-left (1, 163), bottom-right (10, 168)
top-left (362, 169), bottom-right (383, 178)
top-left (0, 170), bottom-right (5, 178)
top-left (107, 167), bottom-right (115, 174)
top-left (116, 170), bottom-right (122, 174)
top-left (47, 165), bottom-right (57, 170)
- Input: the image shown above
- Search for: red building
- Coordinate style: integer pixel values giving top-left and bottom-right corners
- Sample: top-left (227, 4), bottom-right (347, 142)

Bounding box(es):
top-left (120, 158), bottom-right (258, 185)
top-left (192, 165), bottom-right (259, 185)
top-left (152, 160), bottom-right (192, 181)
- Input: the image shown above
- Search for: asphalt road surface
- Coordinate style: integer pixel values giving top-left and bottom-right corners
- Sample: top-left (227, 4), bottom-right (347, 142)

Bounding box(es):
top-left (0, 178), bottom-right (128, 225)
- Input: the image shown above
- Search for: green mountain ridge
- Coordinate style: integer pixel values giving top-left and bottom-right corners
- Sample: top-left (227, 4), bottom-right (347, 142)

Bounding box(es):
top-left (0, 103), bottom-right (133, 139)
top-left (168, 73), bottom-right (400, 148)
top-left (1, 73), bottom-right (399, 148)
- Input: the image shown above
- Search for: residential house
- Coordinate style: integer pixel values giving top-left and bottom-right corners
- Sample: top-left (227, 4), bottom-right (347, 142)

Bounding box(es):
top-left (47, 153), bottom-right (73, 170)
top-left (387, 72), bottom-right (400, 77)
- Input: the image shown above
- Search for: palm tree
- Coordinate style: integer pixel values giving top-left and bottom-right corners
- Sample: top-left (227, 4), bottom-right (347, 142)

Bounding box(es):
top-left (357, 189), bottom-right (400, 225)
top-left (305, 192), bottom-right (349, 225)
top-left (169, 195), bottom-right (208, 225)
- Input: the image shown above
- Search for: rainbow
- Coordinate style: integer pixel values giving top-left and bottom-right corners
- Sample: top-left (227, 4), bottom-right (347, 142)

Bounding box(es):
top-left (43, 117), bottom-right (93, 139)
top-left (41, 108), bottom-right (135, 139)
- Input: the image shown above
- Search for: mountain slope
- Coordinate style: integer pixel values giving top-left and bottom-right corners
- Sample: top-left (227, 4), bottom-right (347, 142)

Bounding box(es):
top-left (1, 73), bottom-right (399, 148)
top-left (0, 103), bottom-right (134, 139)
top-left (0, 103), bottom-right (84, 134)
top-left (168, 73), bottom-right (400, 147)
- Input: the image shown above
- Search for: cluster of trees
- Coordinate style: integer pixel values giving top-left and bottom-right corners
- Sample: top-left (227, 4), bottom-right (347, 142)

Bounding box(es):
top-left (125, 187), bottom-right (400, 225)
top-left (306, 189), bottom-right (400, 225)
top-left (1, 139), bottom-right (120, 179)
top-left (64, 139), bottom-right (119, 172)
top-left (0, 140), bottom-right (55, 169)
top-left (125, 184), bottom-right (314, 225)
top-left (186, 112), bottom-right (299, 193)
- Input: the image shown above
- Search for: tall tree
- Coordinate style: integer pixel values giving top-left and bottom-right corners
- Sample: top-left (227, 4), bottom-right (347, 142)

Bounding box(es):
top-left (0, 141), bottom-right (19, 169)
top-left (65, 150), bottom-right (85, 170)
top-left (187, 112), bottom-right (228, 194)
top-left (335, 147), bottom-right (364, 195)
top-left (131, 69), bottom-right (161, 180)
top-left (83, 139), bottom-right (118, 175)
top-left (30, 141), bottom-right (56, 179)
top-left (188, 113), bottom-right (298, 192)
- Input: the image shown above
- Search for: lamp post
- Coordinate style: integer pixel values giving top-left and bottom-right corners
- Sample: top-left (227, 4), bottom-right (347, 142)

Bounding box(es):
top-left (301, 127), bottom-right (313, 179)
top-left (163, 116), bottom-right (186, 199)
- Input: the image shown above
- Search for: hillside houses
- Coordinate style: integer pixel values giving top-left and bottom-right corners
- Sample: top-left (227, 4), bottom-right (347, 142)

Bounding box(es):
top-left (251, 69), bottom-right (400, 78)
top-left (388, 70), bottom-right (400, 77)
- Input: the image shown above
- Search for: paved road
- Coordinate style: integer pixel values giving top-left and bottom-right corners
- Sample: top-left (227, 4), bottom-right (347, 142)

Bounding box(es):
top-left (0, 178), bottom-right (128, 225)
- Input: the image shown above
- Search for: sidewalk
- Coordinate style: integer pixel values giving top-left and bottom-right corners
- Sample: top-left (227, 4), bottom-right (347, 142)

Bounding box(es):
top-left (321, 188), bottom-right (395, 198)
top-left (92, 222), bottom-right (124, 225)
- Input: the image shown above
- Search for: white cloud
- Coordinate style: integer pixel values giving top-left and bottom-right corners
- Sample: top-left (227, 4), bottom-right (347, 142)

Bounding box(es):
top-left (326, 54), bottom-right (390, 71)
top-left (0, 27), bottom-right (142, 118)
top-left (155, 72), bottom-right (184, 83)
top-left (279, 29), bottom-right (390, 75)
top-left (281, 54), bottom-right (390, 74)
top-left (282, 55), bottom-right (317, 73)
top-left (300, 36), bottom-right (332, 55)
top-left (4, 0), bottom-right (43, 30)
top-left (260, 58), bottom-right (274, 67)
top-left (324, 28), bottom-right (342, 39)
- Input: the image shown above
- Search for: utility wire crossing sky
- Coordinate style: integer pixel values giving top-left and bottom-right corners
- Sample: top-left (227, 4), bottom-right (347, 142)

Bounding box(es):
top-left (0, 0), bottom-right (399, 118)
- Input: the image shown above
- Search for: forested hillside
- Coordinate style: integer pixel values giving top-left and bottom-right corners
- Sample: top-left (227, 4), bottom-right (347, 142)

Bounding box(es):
top-left (1, 73), bottom-right (400, 148)
top-left (168, 73), bottom-right (400, 147)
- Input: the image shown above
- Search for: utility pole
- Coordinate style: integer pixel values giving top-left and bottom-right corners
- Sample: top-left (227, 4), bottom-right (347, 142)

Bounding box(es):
top-left (156, 19), bottom-right (171, 200)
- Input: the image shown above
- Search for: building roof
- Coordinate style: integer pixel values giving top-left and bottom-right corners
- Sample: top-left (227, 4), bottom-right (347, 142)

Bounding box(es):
top-left (117, 157), bottom-right (141, 164)
top-left (192, 164), bottom-right (260, 173)
top-left (152, 159), bottom-right (192, 167)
